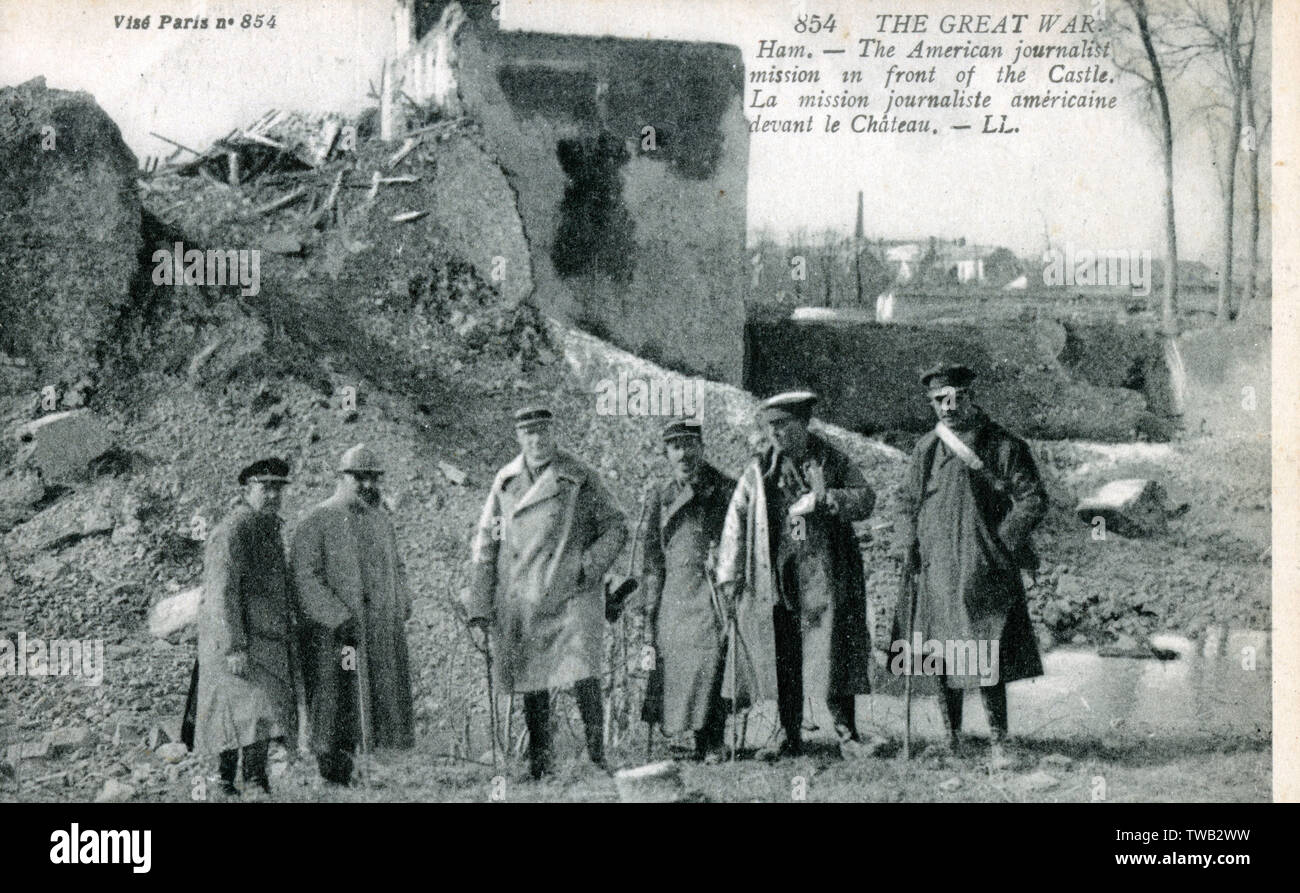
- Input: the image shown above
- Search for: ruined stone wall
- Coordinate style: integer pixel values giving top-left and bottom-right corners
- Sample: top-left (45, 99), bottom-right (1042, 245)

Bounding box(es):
top-left (455, 19), bottom-right (748, 383)
top-left (744, 316), bottom-right (1179, 442)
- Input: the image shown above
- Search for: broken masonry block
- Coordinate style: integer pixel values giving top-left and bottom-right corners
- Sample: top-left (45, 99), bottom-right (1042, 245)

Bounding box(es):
top-left (1075, 479), bottom-right (1170, 538)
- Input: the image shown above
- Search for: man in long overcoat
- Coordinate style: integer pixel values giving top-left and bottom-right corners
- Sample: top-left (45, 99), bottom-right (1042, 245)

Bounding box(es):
top-left (195, 457), bottom-right (300, 796)
top-left (637, 419), bottom-right (735, 762)
top-left (468, 407), bottom-right (628, 778)
top-left (888, 363), bottom-right (1046, 767)
top-left (716, 391), bottom-right (877, 759)
top-left (290, 444), bottom-right (414, 785)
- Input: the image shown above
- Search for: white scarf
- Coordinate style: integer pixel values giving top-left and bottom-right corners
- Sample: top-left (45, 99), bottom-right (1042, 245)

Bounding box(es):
top-left (933, 420), bottom-right (985, 471)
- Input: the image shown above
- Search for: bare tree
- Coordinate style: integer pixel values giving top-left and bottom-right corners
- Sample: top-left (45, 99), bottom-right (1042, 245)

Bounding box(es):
top-left (1168, 0), bottom-right (1262, 323)
top-left (1239, 0), bottom-right (1269, 317)
top-left (1108, 0), bottom-right (1182, 338)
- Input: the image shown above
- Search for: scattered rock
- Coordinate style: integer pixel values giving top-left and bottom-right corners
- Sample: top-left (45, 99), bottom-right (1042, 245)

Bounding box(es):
top-left (45, 726), bottom-right (93, 757)
top-left (938, 776), bottom-right (963, 792)
top-left (437, 461), bottom-right (467, 486)
top-left (6, 739), bottom-right (50, 762)
top-left (1018, 771), bottom-right (1059, 793)
top-left (156, 742), bottom-right (188, 763)
top-left (94, 778), bottom-right (136, 802)
top-left (262, 232), bottom-right (304, 255)
top-left (148, 715), bottom-right (184, 749)
top-left (1075, 479), bottom-right (1171, 538)
top-left (110, 716), bottom-right (146, 748)
top-left (15, 409), bottom-right (115, 483)
top-left (148, 587), bottom-right (201, 640)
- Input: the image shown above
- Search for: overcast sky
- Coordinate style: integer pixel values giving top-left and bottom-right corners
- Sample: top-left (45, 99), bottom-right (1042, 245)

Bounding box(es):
top-left (0, 0), bottom-right (1259, 261)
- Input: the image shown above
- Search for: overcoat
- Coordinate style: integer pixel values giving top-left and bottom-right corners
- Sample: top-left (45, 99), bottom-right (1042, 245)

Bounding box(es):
top-left (195, 503), bottom-right (299, 754)
top-left (637, 463), bottom-right (736, 735)
top-left (892, 414), bottom-right (1046, 689)
top-left (469, 450), bottom-right (628, 692)
top-left (290, 492), bottom-right (415, 753)
top-left (715, 433), bottom-right (875, 707)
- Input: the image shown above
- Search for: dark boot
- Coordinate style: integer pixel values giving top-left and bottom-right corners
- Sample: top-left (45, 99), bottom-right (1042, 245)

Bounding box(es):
top-left (242, 739), bottom-right (270, 794)
top-left (317, 750), bottom-right (353, 786)
top-left (218, 748), bottom-right (240, 796)
top-left (523, 691), bottom-right (552, 780)
top-left (941, 683), bottom-right (965, 750)
top-left (573, 677), bottom-right (608, 771)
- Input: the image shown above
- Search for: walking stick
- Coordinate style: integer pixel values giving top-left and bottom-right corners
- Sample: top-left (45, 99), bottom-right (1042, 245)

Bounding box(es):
top-left (483, 628), bottom-right (498, 771)
top-left (901, 558), bottom-right (919, 761)
top-left (505, 693), bottom-right (515, 758)
top-left (353, 610), bottom-right (373, 786)
top-left (728, 611), bottom-right (739, 763)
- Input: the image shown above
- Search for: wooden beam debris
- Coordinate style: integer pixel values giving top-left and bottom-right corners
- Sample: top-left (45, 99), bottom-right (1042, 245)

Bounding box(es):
top-left (148, 131), bottom-right (203, 157)
top-left (387, 137), bottom-right (421, 168)
top-left (255, 187), bottom-right (308, 215)
top-left (390, 210), bottom-right (430, 223)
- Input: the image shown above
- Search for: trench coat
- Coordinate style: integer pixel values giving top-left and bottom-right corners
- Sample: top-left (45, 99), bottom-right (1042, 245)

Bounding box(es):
top-left (469, 451), bottom-right (628, 693)
top-left (637, 463), bottom-right (736, 735)
top-left (290, 492), bottom-right (415, 753)
top-left (715, 434), bottom-right (875, 707)
top-left (892, 414), bottom-right (1046, 689)
top-left (195, 503), bottom-right (300, 754)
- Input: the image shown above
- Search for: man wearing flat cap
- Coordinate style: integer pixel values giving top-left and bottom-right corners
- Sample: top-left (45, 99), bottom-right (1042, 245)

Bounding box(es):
top-left (469, 407), bottom-right (628, 778)
top-left (889, 363), bottom-right (1046, 767)
top-left (290, 444), bottom-right (415, 785)
top-left (716, 391), bottom-right (878, 759)
top-left (636, 418), bottom-right (736, 762)
top-left (195, 457), bottom-right (301, 796)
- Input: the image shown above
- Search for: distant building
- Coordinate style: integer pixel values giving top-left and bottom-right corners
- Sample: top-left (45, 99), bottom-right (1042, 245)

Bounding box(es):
top-left (885, 243), bottom-right (923, 283)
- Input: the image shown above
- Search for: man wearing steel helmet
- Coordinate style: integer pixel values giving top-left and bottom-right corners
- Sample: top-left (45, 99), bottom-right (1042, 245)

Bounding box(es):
top-left (291, 444), bottom-right (415, 786)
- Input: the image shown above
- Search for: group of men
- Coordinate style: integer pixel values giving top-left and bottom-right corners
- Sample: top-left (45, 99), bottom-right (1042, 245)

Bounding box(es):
top-left (194, 360), bottom-right (1048, 792)
top-left (468, 362), bottom-right (1048, 777)
top-left (190, 444), bottom-right (413, 795)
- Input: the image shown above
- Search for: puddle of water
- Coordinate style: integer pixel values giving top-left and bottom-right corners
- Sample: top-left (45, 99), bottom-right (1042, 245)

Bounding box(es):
top-left (739, 632), bottom-right (1272, 745)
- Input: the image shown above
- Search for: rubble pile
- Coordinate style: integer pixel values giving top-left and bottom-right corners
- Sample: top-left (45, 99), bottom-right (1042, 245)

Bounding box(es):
top-left (0, 78), bottom-right (142, 388)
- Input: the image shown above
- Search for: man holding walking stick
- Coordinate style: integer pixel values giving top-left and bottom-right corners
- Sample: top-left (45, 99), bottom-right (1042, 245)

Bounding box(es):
top-left (716, 391), bottom-right (880, 761)
top-left (468, 407), bottom-right (628, 780)
top-left (291, 444), bottom-right (415, 786)
top-left (883, 364), bottom-right (1046, 769)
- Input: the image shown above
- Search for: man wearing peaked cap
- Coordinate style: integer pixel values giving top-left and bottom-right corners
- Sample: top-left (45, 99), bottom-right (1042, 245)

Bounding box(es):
top-left (468, 406), bottom-right (628, 778)
top-left (889, 361), bottom-right (1046, 768)
top-left (758, 389), bottom-right (819, 423)
top-left (918, 362), bottom-right (976, 391)
top-left (193, 457), bottom-right (300, 797)
top-left (717, 389), bottom-right (881, 761)
top-left (636, 417), bottom-right (736, 762)
top-left (290, 444), bottom-right (414, 785)
top-left (238, 457), bottom-right (291, 485)
top-left (513, 405), bottom-right (554, 428)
